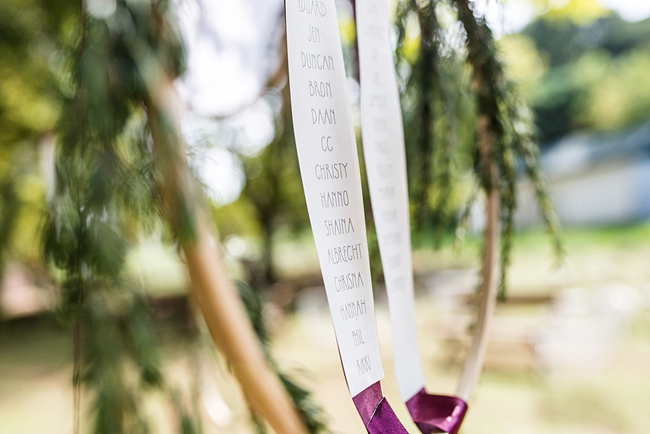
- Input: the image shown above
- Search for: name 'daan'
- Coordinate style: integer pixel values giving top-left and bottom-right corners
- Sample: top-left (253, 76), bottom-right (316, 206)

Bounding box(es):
top-left (311, 108), bottom-right (336, 125)
top-left (298, 0), bottom-right (326, 16)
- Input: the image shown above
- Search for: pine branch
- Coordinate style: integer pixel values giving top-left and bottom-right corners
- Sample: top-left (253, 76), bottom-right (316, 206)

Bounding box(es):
top-left (454, 0), bottom-right (562, 298)
top-left (397, 0), bottom-right (468, 243)
top-left (448, 0), bottom-right (562, 400)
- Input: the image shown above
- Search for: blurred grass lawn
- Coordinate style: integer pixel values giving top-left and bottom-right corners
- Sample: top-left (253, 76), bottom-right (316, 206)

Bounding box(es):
top-left (1, 223), bottom-right (649, 433)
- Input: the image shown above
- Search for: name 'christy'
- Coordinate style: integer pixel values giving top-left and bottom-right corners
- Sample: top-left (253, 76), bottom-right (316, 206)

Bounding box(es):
top-left (315, 162), bottom-right (348, 180)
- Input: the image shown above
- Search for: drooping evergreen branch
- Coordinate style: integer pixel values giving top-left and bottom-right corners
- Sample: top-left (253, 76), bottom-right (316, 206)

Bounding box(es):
top-left (454, 0), bottom-right (562, 299)
top-left (396, 0), bottom-right (561, 294)
top-left (391, 0), bottom-right (561, 401)
top-left (72, 3), bottom-right (86, 431)
top-left (45, 0), bottom-right (325, 432)
top-left (44, 1), bottom-right (203, 433)
top-left (396, 0), bottom-right (468, 243)
top-left (401, 0), bottom-right (439, 232)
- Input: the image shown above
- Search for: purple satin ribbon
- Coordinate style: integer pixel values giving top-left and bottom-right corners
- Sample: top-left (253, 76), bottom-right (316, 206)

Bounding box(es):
top-left (405, 388), bottom-right (468, 434)
top-left (353, 382), bottom-right (409, 434)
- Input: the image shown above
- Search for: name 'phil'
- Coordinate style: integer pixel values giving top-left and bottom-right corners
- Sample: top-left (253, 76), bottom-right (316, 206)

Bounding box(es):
top-left (328, 243), bottom-right (362, 264)
top-left (315, 162), bottom-right (348, 180)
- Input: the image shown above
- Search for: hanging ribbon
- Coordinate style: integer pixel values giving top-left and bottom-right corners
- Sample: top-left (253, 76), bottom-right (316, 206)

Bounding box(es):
top-left (406, 390), bottom-right (467, 434)
top-left (355, 0), bottom-right (470, 432)
top-left (285, 0), bottom-right (409, 431)
top-left (354, 382), bottom-right (408, 434)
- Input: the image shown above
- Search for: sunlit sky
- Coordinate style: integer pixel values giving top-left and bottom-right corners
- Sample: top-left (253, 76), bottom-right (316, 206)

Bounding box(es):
top-left (478, 0), bottom-right (650, 37)
top-left (176, 0), bottom-right (650, 205)
top-left (588, 0), bottom-right (650, 21)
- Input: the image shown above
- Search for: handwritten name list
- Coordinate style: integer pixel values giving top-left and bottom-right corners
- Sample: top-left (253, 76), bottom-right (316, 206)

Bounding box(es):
top-left (356, 0), bottom-right (426, 401)
top-left (286, 0), bottom-right (384, 396)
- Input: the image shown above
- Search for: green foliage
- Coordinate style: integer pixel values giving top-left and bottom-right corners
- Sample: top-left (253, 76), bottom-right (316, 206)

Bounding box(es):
top-left (0, 178), bottom-right (21, 277)
top-left (395, 0), bottom-right (478, 245)
top-left (42, 1), bottom-right (200, 433)
top-left (2, 0), bottom-right (569, 429)
top-left (519, 14), bottom-right (650, 140)
top-left (0, 0), bottom-right (72, 144)
top-left (581, 47), bottom-right (650, 130)
top-left (397, 0), bottom-right (450, 237)
top-left (37, 0), bottom-right (330, 432)
top-left (394, 0), bottom-right (562, 298)
top-left (455, 0), bottom-right (562, 299)
top-left (0, 0), bottom-right (76, 278)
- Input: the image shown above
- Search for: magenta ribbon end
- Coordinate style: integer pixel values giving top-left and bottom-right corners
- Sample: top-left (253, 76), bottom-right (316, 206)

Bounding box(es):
top-left (405, 388), bottom-right (468, 434)
top-left (353, 382), bottom-right (409, 434)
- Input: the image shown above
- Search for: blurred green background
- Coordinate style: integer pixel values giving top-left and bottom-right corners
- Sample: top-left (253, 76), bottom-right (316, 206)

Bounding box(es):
top-left (1, 0), bottom-right (650, 433)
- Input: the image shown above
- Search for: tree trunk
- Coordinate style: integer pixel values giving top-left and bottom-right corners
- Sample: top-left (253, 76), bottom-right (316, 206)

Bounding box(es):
top-left (454, 0), bottom-right (502, 403)
top-left (456, 114), bottom-right (500, 402)
top-left (147, 78), bottom-right (308, 434)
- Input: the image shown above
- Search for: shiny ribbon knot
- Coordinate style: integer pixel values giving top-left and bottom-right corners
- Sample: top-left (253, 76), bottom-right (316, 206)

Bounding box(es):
top-left (406, 389), bottom-right (468, 434)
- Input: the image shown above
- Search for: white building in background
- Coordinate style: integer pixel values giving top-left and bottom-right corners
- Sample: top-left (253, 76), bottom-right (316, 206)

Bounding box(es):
top-left (515, 121), bottom-right (650, 227)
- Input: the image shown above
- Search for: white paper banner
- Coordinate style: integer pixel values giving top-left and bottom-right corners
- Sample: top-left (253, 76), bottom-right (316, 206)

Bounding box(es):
top-left (285, 0), bottom-right (385, 397)
top-left (356, 0), bottom-right (426, 401)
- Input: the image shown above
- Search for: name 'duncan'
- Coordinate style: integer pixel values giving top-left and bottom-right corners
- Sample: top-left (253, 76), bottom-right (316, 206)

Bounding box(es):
top-left (301, 52), bottom-right (334, 70)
